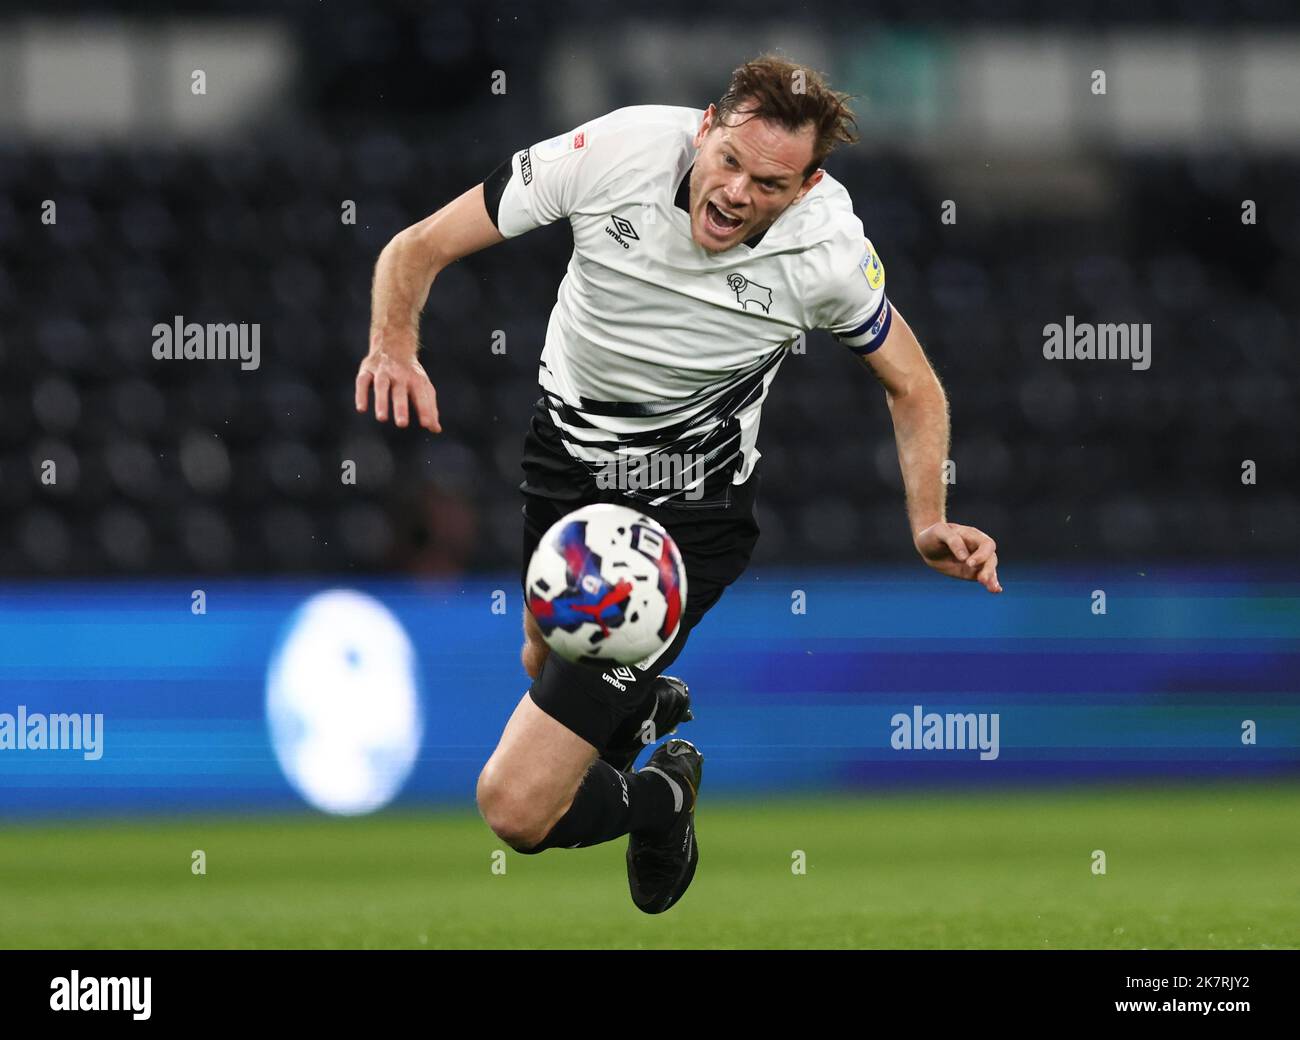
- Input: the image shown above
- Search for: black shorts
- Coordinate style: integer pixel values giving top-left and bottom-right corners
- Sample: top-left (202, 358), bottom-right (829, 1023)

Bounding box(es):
top-left (518, 396), bottom-right (761, 749)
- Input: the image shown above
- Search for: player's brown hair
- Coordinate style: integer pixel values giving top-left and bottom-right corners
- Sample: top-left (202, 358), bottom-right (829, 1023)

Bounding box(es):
top-left (714, 54), bottom-right (859, 178)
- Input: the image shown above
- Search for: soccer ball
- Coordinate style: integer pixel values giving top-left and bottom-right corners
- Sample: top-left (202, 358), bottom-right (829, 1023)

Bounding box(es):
top-left (526, 503), bottom-right (687, 666)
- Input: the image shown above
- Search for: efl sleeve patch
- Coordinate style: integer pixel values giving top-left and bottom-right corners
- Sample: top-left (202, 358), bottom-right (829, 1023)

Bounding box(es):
top-left (820, 237), bottom-right (891, 354)
top-left (859, 242), bottom-right (885, 291)
top-left (494, 123), bottom-right (595, 237)
top-left (534, 128), bottom-right (589, 162)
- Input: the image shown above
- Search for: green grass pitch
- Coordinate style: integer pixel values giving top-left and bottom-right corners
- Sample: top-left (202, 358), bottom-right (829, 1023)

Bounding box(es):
top-left (1, 783), bottom-right (1296, 949)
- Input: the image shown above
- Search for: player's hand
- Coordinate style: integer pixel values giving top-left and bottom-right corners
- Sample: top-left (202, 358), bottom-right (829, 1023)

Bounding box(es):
top-left (913, 521), bottom-right (1002, 593)
top-left (354, 349), bottom-right (442, 432)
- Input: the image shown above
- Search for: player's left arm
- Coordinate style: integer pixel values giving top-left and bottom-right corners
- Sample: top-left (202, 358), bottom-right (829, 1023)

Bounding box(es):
top-left (862, 309), bottom-right (1002, 593)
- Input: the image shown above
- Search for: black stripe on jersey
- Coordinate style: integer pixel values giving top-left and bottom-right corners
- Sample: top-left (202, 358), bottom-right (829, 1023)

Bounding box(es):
top-left (571, 341), bottom-right (786, 420)
top-left (560, 414), bottom-right (746, 506)
top-left (483, 156), bottom-right (513, 230)
top-left (545, 343), bottom-right (788, 449)
top-left (540, 344), bottom-right (789, 504)
top-left (560, 394), bottom-right (706, 420)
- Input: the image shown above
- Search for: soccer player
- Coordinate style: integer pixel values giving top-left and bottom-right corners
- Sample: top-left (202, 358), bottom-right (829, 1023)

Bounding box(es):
top-left (356, 55), bottom-right (1001, 914)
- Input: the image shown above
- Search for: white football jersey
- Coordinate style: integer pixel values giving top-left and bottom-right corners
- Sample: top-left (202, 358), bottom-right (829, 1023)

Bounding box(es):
top-left (486, 104), bottom-right (892, 506)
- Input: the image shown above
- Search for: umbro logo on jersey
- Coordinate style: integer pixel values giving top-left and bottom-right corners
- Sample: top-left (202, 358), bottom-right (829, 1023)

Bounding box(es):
top-left (604, 214), bottom-right (639, 249)
top-left (727, 273), bottom-right (773, 313)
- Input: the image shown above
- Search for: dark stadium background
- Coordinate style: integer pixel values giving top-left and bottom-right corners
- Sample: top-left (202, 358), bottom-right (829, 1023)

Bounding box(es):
top-left (0, 0), bottom-right (1297, 949)
top-left (5, 1), bottom-right (1297, 577)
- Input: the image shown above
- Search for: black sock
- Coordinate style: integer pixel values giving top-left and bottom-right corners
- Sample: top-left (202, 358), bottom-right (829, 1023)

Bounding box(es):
top-left (517, 759), bottom-right (678, 854)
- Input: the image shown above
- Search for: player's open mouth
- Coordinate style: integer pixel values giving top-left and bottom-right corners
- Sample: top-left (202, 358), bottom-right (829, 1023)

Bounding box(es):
top-left (704, 200), bottom-right (744, 236)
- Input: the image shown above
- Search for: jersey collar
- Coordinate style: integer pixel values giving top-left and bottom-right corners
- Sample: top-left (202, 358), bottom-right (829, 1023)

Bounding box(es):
top-left (674, 164), bottom-right (770, 250)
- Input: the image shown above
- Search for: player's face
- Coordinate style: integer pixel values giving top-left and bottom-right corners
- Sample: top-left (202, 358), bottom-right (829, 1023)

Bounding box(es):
top-left (689, 103), bottom-right (823, 253)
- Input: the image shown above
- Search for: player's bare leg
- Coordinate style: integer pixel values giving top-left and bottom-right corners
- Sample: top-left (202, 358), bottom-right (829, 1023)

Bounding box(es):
top-left (477, 608), bottom-right (596, 848)
top-left (477, 689), bottom-right (683, 861)
top-left (476, 692), bottom-right (597, 850)
top-left (476, 608), bottom-right (701, 912)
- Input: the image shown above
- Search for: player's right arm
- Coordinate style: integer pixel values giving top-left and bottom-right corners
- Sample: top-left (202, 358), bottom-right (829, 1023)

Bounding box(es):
top-left (356, 182), bottom-right (505, 431)
top-left (358, 114), bottom-right (616, 429)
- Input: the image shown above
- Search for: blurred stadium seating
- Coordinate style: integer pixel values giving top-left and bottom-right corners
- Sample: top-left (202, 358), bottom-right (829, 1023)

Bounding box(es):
top-left (1, 0), bottom-right (1297, 577)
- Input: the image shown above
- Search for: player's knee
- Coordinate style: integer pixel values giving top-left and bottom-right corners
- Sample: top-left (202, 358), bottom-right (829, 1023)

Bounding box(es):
top-left (475, 764), bottom-right (554, 851)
